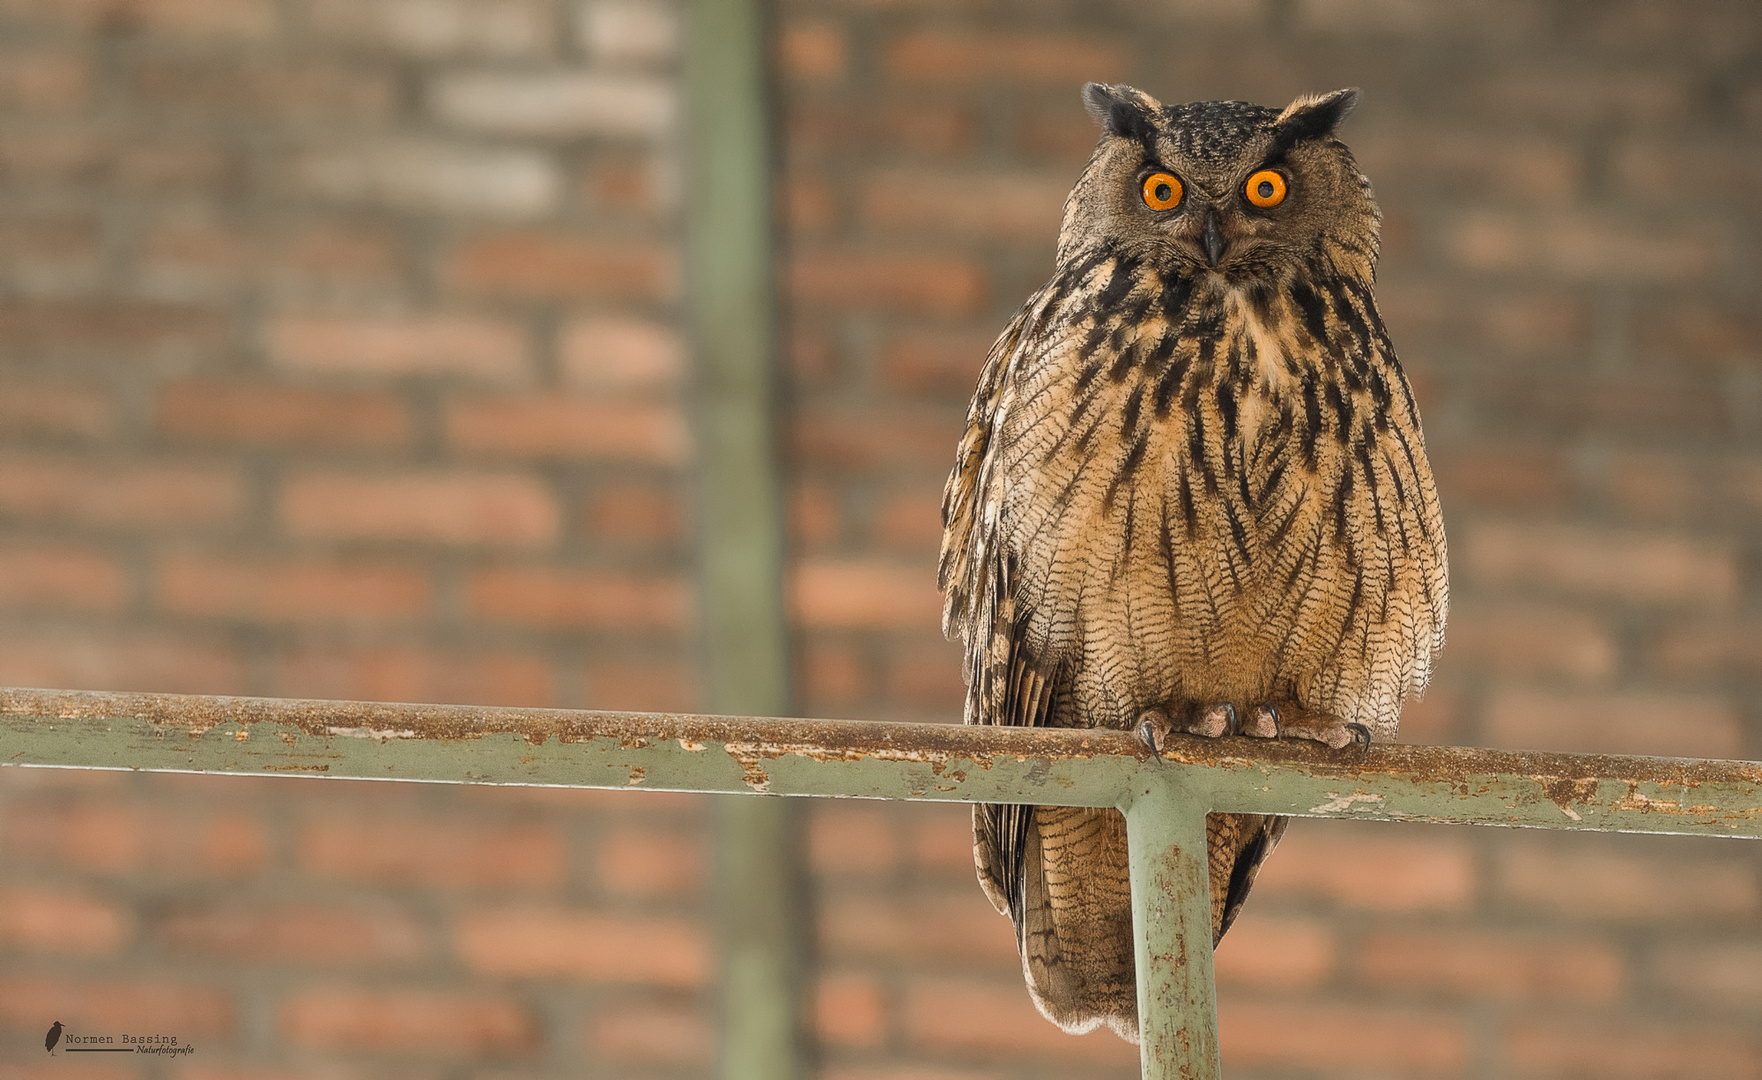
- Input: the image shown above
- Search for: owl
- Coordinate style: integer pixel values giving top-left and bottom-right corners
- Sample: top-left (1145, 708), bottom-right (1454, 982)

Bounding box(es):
top-left (938, 84), bottom-right (1447, 1042)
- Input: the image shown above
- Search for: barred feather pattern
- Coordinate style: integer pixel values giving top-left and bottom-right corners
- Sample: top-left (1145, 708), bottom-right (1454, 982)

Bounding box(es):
top-left (939, 195), bottom-right (1447, 1042)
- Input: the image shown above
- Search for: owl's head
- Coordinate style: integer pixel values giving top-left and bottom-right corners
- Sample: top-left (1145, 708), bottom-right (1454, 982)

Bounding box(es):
top-left (1060, 84), bottom-right (1378, 286)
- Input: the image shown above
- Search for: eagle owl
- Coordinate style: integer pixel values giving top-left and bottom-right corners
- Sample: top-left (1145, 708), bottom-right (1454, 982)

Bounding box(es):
top-left (938, 84), bottom-right (1447, 1042)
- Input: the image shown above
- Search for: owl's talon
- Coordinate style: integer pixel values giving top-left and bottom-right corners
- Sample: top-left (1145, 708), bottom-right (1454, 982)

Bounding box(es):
top-left (1137, 709), bottom-right (1174, 758)
top-left (1242, 704), bottom-right (1280, 739)
top-left (1347, 723), bottom-right (1372, 752)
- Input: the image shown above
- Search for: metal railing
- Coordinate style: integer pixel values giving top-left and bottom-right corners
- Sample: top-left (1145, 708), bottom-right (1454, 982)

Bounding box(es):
top-left (6, 686), bottom-right (1762, 1078)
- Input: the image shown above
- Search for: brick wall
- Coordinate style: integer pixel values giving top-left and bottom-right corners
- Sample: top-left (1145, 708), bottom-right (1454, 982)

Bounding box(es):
top-left (0, 0), bottom-right (714, 1076)
top-left (779, 2), bottom-right (1762, 1078)
top-left (2, 1), bottom-right (1760, 1078)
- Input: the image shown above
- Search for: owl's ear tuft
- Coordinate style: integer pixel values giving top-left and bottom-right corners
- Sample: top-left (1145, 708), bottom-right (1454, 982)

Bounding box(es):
top-left (1083, 82), bottom-right (1159, 144)
top-left (1273, 88), bottom-right (1360, 144)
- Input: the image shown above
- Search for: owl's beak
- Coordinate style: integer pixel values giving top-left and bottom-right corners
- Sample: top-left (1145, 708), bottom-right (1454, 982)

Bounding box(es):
top-left (1201, 207), bottom-right (1227, 267)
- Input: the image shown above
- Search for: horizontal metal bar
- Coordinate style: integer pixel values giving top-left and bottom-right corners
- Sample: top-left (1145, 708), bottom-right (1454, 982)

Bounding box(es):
top-left (4, 688), bottom-right (1761, 839)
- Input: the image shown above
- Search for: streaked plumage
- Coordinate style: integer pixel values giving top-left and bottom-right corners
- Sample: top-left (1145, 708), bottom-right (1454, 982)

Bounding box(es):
top-left (939, 84), bottom-right (1447, 1042)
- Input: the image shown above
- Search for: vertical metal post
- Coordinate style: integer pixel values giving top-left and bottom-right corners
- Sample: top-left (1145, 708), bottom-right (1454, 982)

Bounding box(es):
top-left (1125, 783), bottom-right (1222, 1080)
top-left (682, 1), bottom-right (803, 1079)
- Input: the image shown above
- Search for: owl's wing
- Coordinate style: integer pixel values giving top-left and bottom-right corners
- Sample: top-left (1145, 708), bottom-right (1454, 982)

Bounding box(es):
top-left (939, 301), bottom-right (1058, 924)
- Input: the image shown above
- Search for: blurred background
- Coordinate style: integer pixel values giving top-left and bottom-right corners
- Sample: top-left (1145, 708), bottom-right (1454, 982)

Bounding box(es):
top-left (0, 0), bottom-right (1759, 1077)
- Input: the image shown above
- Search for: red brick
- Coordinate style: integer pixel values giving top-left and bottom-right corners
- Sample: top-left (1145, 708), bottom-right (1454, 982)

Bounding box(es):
top-left (430, 70), bottom-right (673, 138)
top-left (0, 378), bottom-right (115, 439)
top-left (1648, 618), bottom-right (1762, 679)
top-left (1502, 1017), bottom-right (1762, 1078)
top-left (277, 645), bottom-right (554, 707)
top-left (444, 233), bottom-right (680, 302)
top-left (789, 251), bottom-right (984, 315)
top-left (875, 490), bottom-right (945, 552)
top-left (595, 827), bottom-right (705, 896)
top-left (883, 31), bottom-right (1128, 86)
top-left (786, 174), bottom-right (840, 233)
top-left (1354, 124), bottom-right (1583, 202)
top-left (0, 802), bottom-right (266, 875)
top-left (585, 1003), bottom-right (714, 1067)
top-left (779, 21), bottom-right (847, 80)
top-left (139, 220), bottom-right (401, 295)
top-left (1250, 821), bottom-right (1475, 911)
top-left (156, 380), bottom-right (412, 449)
top-left (861, 169), bottom-right (1068, 241)
top-left (0, 46), bottom-right (95, 110)
top-left (0, 454), bottom-right (243, 528)
top-left (281, 987), bottom-right (536, 1056)
top-left (810, 805), bottom-right (901, 875)
top-left (130, 57), bottom-right (393, 120)
top-left (1632, 300), bottom-right (1762, 369)
top-left (1449, 209), bottom-right (1720, 282)
top-left (305, 0), bottom-right (553, 57)
top-left (877, 329), bottom-right (996, 397)
top-left (0, 975), bottom-right (232, 1035)
top-left (156, 903), bottom-right (426, 966)
top-left (299, 817), bottom-right (565, 888)
top-left (1652, 940), bottom-right (1762, 1007)
top-left (156, 552), bottom-right (430, 622)
top-left (794, 405), bottom-right (960, 470)
top-left (1212, 913), bottom-right (1334, 989)
top-left (817, 971), bottom-right (886, 1048)
top-left (790, 482), bottom-right (842, 547)
top-left (0, 214), bottom-right (103, 291)
top-left (792, 558), bottom-right (942, 631)
top-left (0, 300), bottom-right (225, 358)
top-left (445, 394), bottom-right (690, 464)
top-left (800, 640), bottom-right (869, 711)
top-left (0, 886), bottom-right (133, 954)
top-left (1382, 281), bottom-right (1593, 358)
top-left (0, 542), bottom-right (128, 611)
top-left (557, 315), bottom-right (685, 391)
top-left (823, 1069), bottom-right (1007, 1080)
top-left (1483, 689), bottom-right (1742, 757)
top-left (789, 101), bottom-right (978, 159)
top-left (1220, 999), bottom-right (1468, 1074)
top-left (907, 807), bottom-right (974, 874)
top-left (586, 153), bottom-right (667, 214)
top-left (580, 484), bottom-right (687, 546)
top-left (1431, 446), bottom-right (1575, 509)
top-left (1442, 601), bottom-right (1616, 681)
top-left (467, 566), bottom-right (693, 630)
top-left (883, 645), bottom-right (963, 711)
top-left (453, 907), bottom-right (710, 986)
top-left (819, 891), bottom-right (1015, 966)
top-left (1605, 452), bottom-right (1704, 517)
top-left (0, 630), bottom-right (247, 694)
top-left (1498, 838), bottom-right (1760, 921)
top-left (1397, 686), bottom-right (1465, 745)
top-left (902, 976), bottom-right (1140, 1063)
top-left (583, 654), bottom-right (699, 712)
top-left (280, 469), bottom-right (560, 546)
top-left (266, 311), bottom-right (529, 381)
top-left (1462, 519), bottom-right (1738, 606)
top-left (1463, 66), bottom-right (1695, 129)
top-left (1354, 929), bottom-right (1623, 1000)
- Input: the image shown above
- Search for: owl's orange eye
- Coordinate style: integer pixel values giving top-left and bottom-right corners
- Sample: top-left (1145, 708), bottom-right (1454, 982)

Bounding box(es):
top-left (1141, 172), bottom-right (1182, 211)
top-left (1245, 169), bottom-right (1287, 208)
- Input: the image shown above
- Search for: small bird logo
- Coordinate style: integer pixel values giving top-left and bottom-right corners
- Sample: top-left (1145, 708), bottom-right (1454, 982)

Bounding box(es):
top-left (45, 1021), bottom-right (63, 1053)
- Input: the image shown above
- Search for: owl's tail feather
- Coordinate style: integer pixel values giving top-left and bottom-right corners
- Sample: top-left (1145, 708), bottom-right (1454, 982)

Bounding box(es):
top-left (997, 806), bottom-right (1286, 1046)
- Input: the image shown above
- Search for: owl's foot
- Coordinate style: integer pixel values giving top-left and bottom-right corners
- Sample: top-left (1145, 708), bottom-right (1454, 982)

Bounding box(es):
top-left (1136, 703), bottom-right (1236, 756)
top-left (1241, 704), bottom-right (1281, 739)
top-left (1278, 714), bottom-right (1372, 751)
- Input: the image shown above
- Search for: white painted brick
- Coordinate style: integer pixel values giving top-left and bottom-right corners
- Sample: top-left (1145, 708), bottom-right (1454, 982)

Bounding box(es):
top-left (291, 140), bottom-right (561, 218)
top-left (577, 0), bottom-right (678, 65)
top-left (429, 70), bottom-right (675, 137)
top-left (305, 0), bottom-right (555, 57)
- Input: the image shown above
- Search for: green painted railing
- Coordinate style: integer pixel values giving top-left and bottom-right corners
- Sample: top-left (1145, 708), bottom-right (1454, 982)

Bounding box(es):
top-left (6, 687), bottom-right (1762, 1079)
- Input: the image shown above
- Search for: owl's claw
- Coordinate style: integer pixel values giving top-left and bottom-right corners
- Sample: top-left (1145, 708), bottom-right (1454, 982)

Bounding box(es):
top-left (1346, 723), bottom-right (1372, 752)
top-left (1241, 704), bottom-right (1280, 739)
top-left (1137, 709), bottom-right (1174, 758)
top-left (1194, 702), bottom-right (1235, 739)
